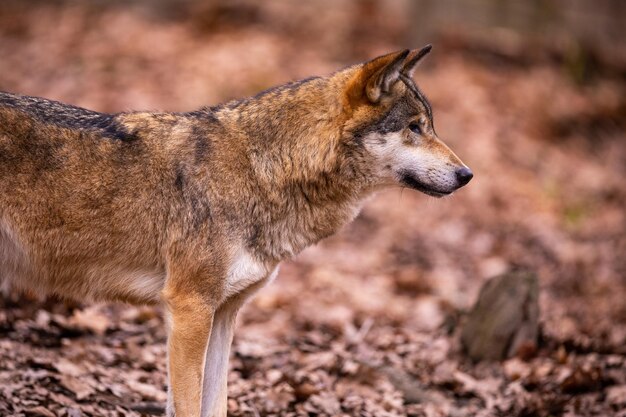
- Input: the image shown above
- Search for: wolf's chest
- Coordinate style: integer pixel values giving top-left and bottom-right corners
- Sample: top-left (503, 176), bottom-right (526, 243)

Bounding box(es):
top-left (225, 248), bottom-right (276, 298)
top-left (258, 199), bottom-right (365, 260)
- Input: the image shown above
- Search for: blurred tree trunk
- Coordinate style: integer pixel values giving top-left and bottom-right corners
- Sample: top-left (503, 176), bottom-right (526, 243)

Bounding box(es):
top-left (407, 0), bottom-right (626, 68)
top-left (461, 270), bottom-right (539, 362)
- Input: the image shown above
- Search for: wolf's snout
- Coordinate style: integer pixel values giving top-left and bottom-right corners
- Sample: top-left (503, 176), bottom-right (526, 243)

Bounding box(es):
top-left (455, 167), bottom-right (473, 187)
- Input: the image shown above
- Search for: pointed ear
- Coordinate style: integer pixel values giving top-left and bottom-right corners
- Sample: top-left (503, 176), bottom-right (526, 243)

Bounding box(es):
top-left (401, 44), bottom-right (432, 78)
top-left (364, 49), bottom-right (410, 103)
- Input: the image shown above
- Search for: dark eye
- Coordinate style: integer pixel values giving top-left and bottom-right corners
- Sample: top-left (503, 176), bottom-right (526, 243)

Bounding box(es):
top-left (409, 123), bottom-right (422, 135)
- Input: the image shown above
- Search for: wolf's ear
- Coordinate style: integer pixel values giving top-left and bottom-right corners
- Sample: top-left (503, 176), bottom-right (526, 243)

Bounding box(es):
top-left (363, 49), bottom-right (410, 103)
top-left (401, 44), bottom-right (432, 78)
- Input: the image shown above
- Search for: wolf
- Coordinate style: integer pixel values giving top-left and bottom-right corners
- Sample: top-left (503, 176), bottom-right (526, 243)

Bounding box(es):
top-left (0, 45), bottom-right (472, 416)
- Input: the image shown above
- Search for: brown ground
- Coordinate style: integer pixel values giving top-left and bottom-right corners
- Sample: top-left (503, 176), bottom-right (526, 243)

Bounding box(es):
top-left (0, 2), bottom-right (625, 416)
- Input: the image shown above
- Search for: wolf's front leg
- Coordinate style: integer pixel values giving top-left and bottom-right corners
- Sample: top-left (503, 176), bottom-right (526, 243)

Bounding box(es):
top-left (200, 300), bottom-right (237, 417)
top-left (163, 285), bottom-right (215, 417)
top-left (201, 276), bottom-right (274, 417)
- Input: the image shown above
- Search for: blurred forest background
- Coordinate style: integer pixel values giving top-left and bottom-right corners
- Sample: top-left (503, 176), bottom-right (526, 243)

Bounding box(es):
top-left (0, 1), bottom-right (625, 416)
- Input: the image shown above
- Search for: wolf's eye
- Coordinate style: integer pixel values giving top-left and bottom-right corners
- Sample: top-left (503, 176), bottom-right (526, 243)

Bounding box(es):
top-left (409, 123), bottom-right (422, 135)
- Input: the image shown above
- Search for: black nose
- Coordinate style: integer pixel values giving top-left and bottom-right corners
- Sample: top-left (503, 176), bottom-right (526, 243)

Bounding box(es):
top-left (455, 167), bottom-right (473, 186)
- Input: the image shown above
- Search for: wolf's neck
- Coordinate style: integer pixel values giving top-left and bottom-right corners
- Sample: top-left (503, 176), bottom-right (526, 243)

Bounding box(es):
top-left (217, 75), bottom-right (368, 191)
top-left (216, 76), bottom-right (373, 261)
top-left (232, 78), bottom-right (346, 177)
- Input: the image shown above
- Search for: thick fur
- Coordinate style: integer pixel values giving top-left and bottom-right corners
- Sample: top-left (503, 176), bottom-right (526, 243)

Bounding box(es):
top-left (0, 46), bottom-right (471, 416)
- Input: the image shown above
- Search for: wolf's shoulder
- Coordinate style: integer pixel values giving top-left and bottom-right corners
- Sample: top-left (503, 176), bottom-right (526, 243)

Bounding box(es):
top-left (0, 91), bottom-right (135, 141)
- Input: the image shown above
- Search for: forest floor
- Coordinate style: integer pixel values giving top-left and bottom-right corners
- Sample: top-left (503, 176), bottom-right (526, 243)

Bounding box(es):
top-left (0, 2), bottom-right (625, 416)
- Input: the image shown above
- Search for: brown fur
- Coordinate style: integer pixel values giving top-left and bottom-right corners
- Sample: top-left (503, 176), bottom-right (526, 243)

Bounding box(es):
top-left (0, 46), bottom-right (471, 416)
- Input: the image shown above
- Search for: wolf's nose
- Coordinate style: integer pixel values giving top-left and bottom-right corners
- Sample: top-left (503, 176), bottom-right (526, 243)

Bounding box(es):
top-left (456, 167), bottom-right (473, 186)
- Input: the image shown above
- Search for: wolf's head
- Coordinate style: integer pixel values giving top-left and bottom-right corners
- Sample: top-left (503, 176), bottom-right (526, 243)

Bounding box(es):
top-left (342, 46), bottom-right (472, 197)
